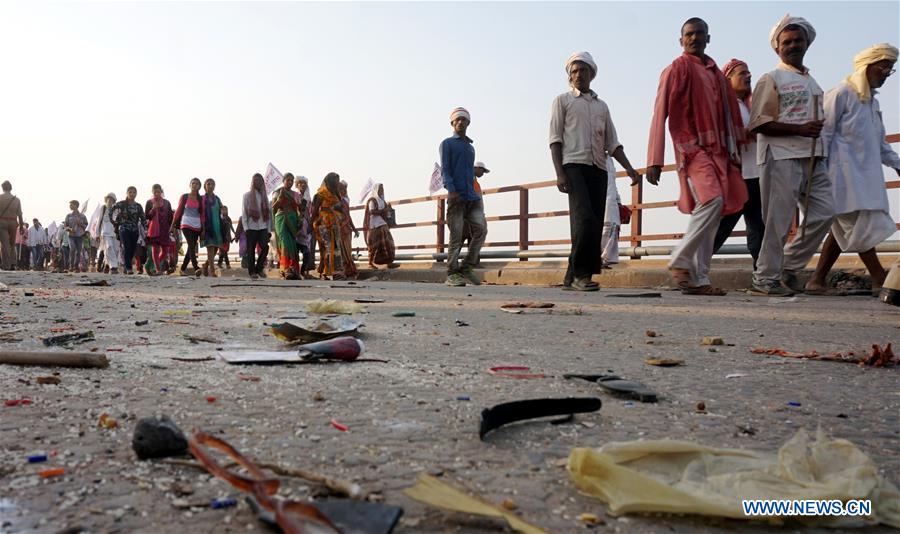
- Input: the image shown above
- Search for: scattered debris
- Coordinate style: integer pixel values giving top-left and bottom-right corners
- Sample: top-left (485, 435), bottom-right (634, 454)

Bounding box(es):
top-left (501, 498), bottom-right (518, 511)
top-left (645, 330), bottom-right (658, 338)
top-left (725, 373), bottom-right (747, 379)
top-left (182, 334), bottom-right (220, 344)
top-left (135, 320), bottom-right (149, 326)
top-left (644, 358), bottom-right (683, 367)
top-left (578, 512), bottom-right (603, 525)
top-left (480, 397), bottom-right (601, 440)
top-left (307, 299), bottom-right (364, 315)
top-left (457, 395), bottom-right (470, 401)
top-left (38, 468), bottom-right (65, 478)
top-left (606, 292), bottom-right (662, 298)
top-left (237, 373), bottom-right (261, 382)
top-left (501, 302), bottom-right (555, 309)
top-left (330, 420), bottom-right (349, 432)
top-left (27, 454), bottom-right (47, 463)
top-left (5, 398), bottom-right (32, 407)
top-left (41, 331), bottom-right (95, 347)
top-left (271, 317), bottom-right (363, 345)
top-left (98, 413), bottom-right (118, 429)
top-left (353, 298), bottom-right (385, 304)
top-left (787, 401), bottom-right (802, 407)
top-left (170, 356), bottom-right (215, 363)
top-left (74, 280), bottom-right (110, 287)
top-left (132, 415), bottom-right (188, 460)
top-left (0, 350), bottom-right (106, 368)
top-left (36, 376), bottom-right (61, 385)
top-left (701, 337), bottom-right (724, 346)
top-left (696, 401), bottom-right (706, 412)
top-left (206, 396), bottom-right (217, 403)
top-left (211, 497), bottom-right (237, 509)
top-left (564, 374), bottom-right (658, 403)
top-left (403, 474), bottom-right (547, 534)
top-left (750, 343), bottom-right (896, 367)
top-left (488, 366), bottom-right (545, 379)
top-left (454, 319), bottom-right (469, 327)
top-left (391, 311), bottom-right (416, 317)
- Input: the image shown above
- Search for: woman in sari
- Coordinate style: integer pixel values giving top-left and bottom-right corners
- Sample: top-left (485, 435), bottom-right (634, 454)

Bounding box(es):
top-left (313, 173), bottom-right (356, 279)
top-left (201, 178), bottom-right (223, 277)
top-left (294, 176), bottom-right (315, 279)
top-left (145, 184), bottom-right (174, 275)
top-left (272, 173), bottom-right (301, 279)
top-left (363, 183), bottom-right (398, 269)
top-left (338, 181), bottom-right (359, 278)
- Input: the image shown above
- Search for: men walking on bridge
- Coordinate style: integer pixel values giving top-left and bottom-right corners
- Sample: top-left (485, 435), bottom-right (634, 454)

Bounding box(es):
top-left (550, 51), bottom-right (641, 291)
top-left (647, 19), bottom-right (747, 296)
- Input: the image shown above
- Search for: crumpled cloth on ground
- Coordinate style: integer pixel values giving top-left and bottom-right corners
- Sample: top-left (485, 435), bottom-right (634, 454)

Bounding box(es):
top-left (567, 428), bottom-right (900, 528)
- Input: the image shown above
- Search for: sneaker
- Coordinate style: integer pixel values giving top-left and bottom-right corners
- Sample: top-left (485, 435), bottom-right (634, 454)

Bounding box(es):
top-left (751, 280), bottom-right (794, 296)
top-left (461, 267), bottom-right (481, 286)
top-left (782, 272), bottom-right (805, 293)
top-left (445, 273), bottom-right (467, 287)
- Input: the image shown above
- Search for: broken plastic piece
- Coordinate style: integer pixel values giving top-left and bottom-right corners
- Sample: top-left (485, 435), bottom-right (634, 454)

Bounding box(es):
top-left (211, 497), bottom-right (237, 509)
top-left (99, 413), bottom-right (118, 429)
top-left (403, 474), bottom-right (547, 534)
top-left (500, 302), bottom-right (555, 309)
top-left (391, 311), bottom-right (415, 317)
top-left (5, 398), bottom-right (32, 407)
top-left (479, 397), bottom-right (602, 440)
top-left (41, 331), bottom-right (94, 347)
top-left (247, 497), bottom-right (403, 534)
top-left (330, 420), bottom-right (349, 432)
top-left (38, 468), bottom-right (65, 478)
top-left (296, 337), bottom-right (365, 362)
top-left (644, 358), bottom-right (684, 367)
top-left (564, 374), bottom-right (658, 403)
top-left (27, 454), bottom-right (47, 463)
top-left (307, 299), bottom-right (364, 315)
top-left (206, 396), bottom-right (217, 403)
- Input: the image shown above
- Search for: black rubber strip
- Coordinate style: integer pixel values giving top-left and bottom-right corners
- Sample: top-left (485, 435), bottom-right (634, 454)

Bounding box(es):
top-left (479, 397), bottom-right (602, 440)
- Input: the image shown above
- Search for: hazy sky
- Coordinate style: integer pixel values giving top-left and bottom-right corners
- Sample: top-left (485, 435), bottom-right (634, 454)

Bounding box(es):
top-left (1, 1), bottom-right (897, 247)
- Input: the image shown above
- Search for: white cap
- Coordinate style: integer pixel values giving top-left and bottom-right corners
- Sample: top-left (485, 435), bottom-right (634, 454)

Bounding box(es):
top-left (474, 161), bottom-right (490, 173)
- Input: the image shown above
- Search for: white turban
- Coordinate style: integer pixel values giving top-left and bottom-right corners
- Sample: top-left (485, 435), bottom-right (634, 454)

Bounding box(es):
top-left (769, 14), bottom-right (816, 51)
top-left (565, 51), bottom-right (597, 80)
top-left (450, 107), bottom-right (470, 122)
top-left (846, 43), bottom-right (899, 102)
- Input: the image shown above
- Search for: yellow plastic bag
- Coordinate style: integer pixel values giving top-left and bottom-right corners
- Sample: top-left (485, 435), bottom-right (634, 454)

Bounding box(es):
top-left (567, 428), bottom-right (900, 528)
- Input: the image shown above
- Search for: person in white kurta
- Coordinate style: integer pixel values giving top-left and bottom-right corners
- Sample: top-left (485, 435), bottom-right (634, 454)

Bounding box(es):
top-left (601, 159), bottom-right (621, 265)
top-left (805, 44), bottom-right (900, 293)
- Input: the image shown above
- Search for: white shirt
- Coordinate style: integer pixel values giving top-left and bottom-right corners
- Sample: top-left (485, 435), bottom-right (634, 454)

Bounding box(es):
top-left (100, 206), bottom-right (117, 237)
top-left (824, 81), bottom-right (900, 215)
top-left (749, 62), bottom-right (827, 163)
top-left (549, 89), bottom-right (622, 169)
top-left (737, 100), bottom-right (760, 179)
top-left (28, 226), bottom-right (46, 245)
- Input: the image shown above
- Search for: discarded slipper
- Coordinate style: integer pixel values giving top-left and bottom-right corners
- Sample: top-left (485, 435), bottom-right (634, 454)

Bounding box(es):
top-left (564, 374), bottom-right (658, 403)
top-left (479, 397), bottom-right (601, 440)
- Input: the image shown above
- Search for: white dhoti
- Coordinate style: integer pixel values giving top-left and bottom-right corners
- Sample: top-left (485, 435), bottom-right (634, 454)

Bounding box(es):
top-left (102, 236), bottom-right (121, 268)
top-left (601, 160), bottom-right (621, 264)
top-left (831, 210), bottom-right (896, 253)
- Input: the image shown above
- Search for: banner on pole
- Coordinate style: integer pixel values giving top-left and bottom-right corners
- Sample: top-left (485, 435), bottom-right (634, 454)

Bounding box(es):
top-left (88, 204), bottom-right (103, 238)
top-left (428, 162), bottom-right (442, 194)
top-left (264, 163), bottom-right (283, 195)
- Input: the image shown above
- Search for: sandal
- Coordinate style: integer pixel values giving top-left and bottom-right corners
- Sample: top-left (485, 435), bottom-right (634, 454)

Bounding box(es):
top-left (681, 284), bottom-right (727, 296)
top-left (669, 267), bottom-right (693, 290)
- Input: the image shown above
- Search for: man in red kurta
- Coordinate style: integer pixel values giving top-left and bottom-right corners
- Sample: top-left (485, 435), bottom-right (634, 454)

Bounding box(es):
top-left (647, 18), bottom-right (747, 295)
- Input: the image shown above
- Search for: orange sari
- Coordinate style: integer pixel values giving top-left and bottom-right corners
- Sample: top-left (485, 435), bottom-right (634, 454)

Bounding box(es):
top-left (313, 185), bottom-right (356, 278)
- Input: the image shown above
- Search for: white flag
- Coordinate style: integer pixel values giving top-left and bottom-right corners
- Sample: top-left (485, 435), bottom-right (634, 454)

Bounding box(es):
top-left (264, 163), bottom-right (283, 195)
top-left (81, 198), bottom-right (90, 214)
top-left (357, 178), bottom-right (375, 204)
top-left (428, 162), bottom-right (442, 194)
top-left (88, 204), bottom-right (103, 238)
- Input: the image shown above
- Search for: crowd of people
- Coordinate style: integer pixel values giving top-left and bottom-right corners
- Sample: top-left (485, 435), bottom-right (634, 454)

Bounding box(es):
top-left (0, 174), bottom-right (400, 281)
top-left (2, 14), bottom-right (898, 295)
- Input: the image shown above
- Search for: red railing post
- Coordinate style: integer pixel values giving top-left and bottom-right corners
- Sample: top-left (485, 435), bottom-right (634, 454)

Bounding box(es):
top-left (629, 178), bottom-right (643, 259)
top-left (518, 187), bottom-right (528, 261)
top-left (436, 198), bottom-right (446, 260)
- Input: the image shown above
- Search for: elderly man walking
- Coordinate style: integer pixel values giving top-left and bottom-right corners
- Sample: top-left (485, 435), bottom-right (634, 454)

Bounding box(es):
top-left (647, 19), bottom-right (748, 295)
top-left (0, 180), bottom-right (24, 270)
top-left (804, 43), bottom-right (900, 294)
top-left (551, 51), bottom-right (641, 291)
top-left (749, 15), bottom-right (830, 296)
top-left (441, 107), bottom-right (486, 287)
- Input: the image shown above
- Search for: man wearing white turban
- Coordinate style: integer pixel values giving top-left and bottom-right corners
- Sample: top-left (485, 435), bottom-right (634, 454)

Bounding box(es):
top-left (551, 51), bottom-right (641, 291)
top-left (804, 43), bottom-right (899, 295)
top-left (748, 14), bottom-right (830, 296)
top-left (440, 106), bottom-right (485, 287)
